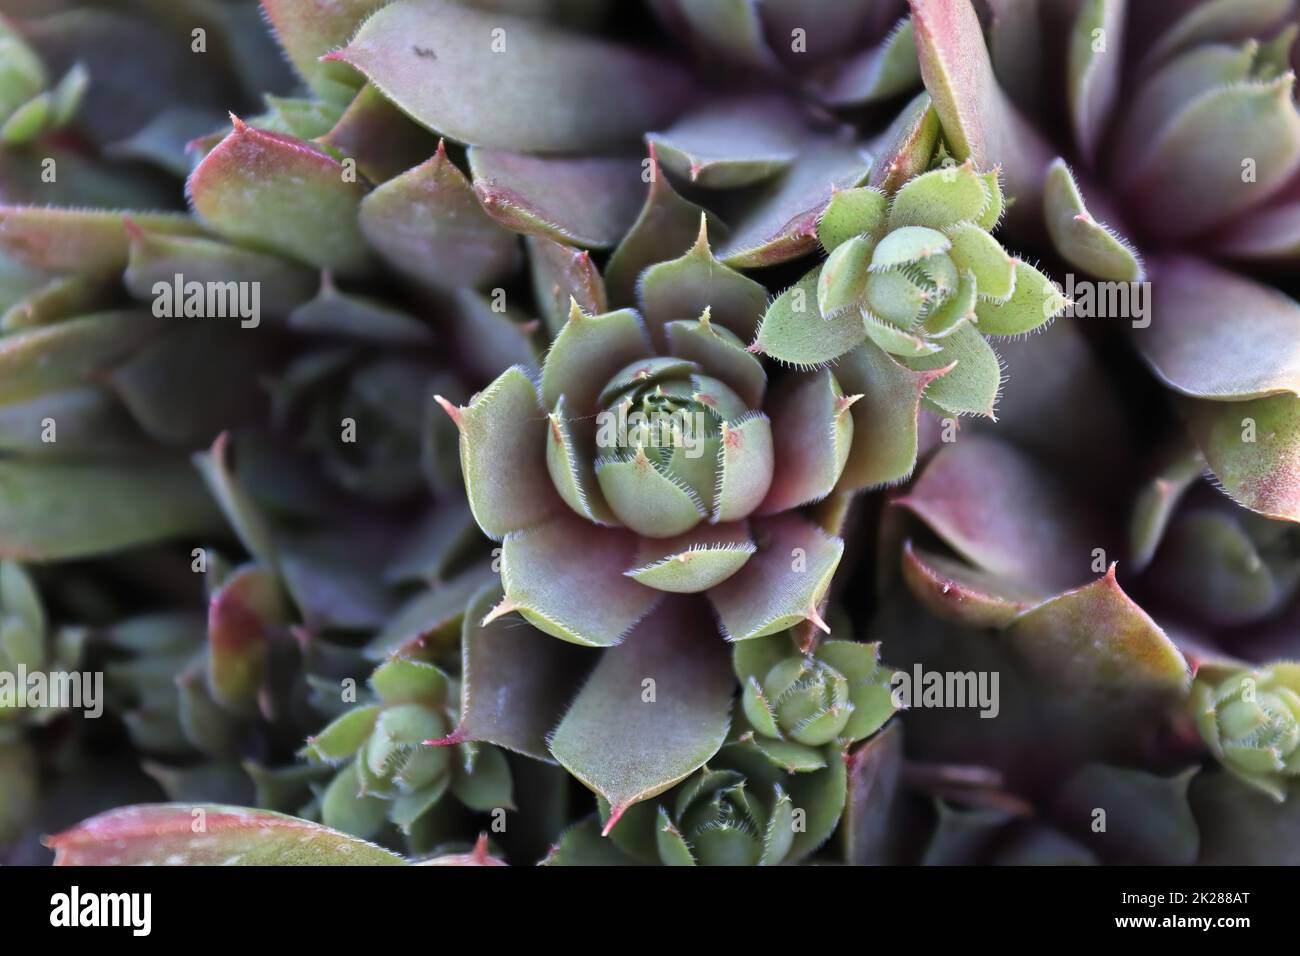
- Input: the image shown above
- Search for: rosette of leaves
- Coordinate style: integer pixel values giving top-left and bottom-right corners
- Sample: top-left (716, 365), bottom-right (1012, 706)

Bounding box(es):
top-left (1191, 662), bottom-right (1300, 801)
top-left (906, 0), bottom-right (1300, 522)
top-left (303, 654), bottom-right (513, 846)
top-left (753, 153), bottom-right (1068, 446)
top-left (437, 275), bottom-right (876, 823)
top-left (439, 292), bottom-right (860, 648)
top-left (736, 628), bottom-right (897, 762)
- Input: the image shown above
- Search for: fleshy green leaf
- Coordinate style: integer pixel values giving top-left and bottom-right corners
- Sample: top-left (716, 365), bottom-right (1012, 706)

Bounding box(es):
top-left (1144, 0), bottom-right (1293, 68)
top-left (596, 450), bottom-right (707, 537)
top-left (260, 0), bottom-right (385, 101)
top-left (833, 341), bottom-right (946, 491)
top-left (1130, 444), bottom-right (1207, 570)
top-left (640, 218), bottom-right (768, 347)
top-left (663, 0), bottom-right (780, 71)
top-left (451, 585), bottom-right (591, 759)
top-left (549, 596), bottom-right (733, 828)
top-left (626, 522), bottom-right (755, 593)
top-left (1004, 567), bottom-right (1191, 710)
top-left (708, 514), bottom-right (844, 641)
top-left (755, 267), bottom-right (865, 368)
top-left (818, 186), bottom-right (888, 253)
top-left (541, 303), bottom-right (652, 417)
top-left (193, 432), bottom-right (279, 572)
top-left (1136, 256), bottom-right (1300, 400)
top-left (1180, 392), bottom-right (1300, 522)
top-left (358, 140), bottom-right (519, 292)
top-left (305, 706), bottom-right (382, 765)
top-left (714, 414), bottom-right (774, 522)
top-left (900, 540), bottom-right (1035, 628)
top-left (944, 222), bottom-right (1017, 299)
top-left (528, 236), bottom-right (608, 337)
top-left (1042, 158), bottom-right (1143, 282)
top-left (441, 365), bottom-right (561, 539)
top-left (818, 17), bottom-right (921, 107)
top-left (0, 459), bottom-right (221, 562)
top-left (316, 83), bottom-right (438, 183)
top-left (843, 720), bottom-right (905, 864)
top-left (289, 276), bottom-right (434, 345)
top-left (188, 118), bottom-right (371, 275)
top-left (818, 235), bottom-right (874, 317)
top-left (330, 0), bottom-right (692, 152)
top-left (908, 0), bottom-right (1053, 228)
top-left (1054, 764), bottom-right (1199, 865)
top-left (759, 370), bottom-right (854, 513)
top-left (47, 804), bottom-right (406, 865)
top-left (543, 816), bottom-right (637, 865)
top-left (321, 762), bottom-right (388, 839)
top-left (363, 564), bottom-right (497, 660)
top-left (901, 321), bottom-right (1000, 419)
top-left (450, 746), bottom-right (514, 812)
top-left (664, 313), bottom-right (767, 409)
top-left (207, 565), bottom-right (286, 716)
top-left (972, 260), bottom-right (1066, 336)
top-left (604, 148), bottom-right (710, 308)
top-left (497, 511), bottom-right (659, 647)
top-left (867, 92), bottom-right (941, 195)
top-left (1192, 771), bottom-right (1300, 865)
top-left (124, 228), bottom-right (316, 316)
top-left (0, 310), bottom-right (168, 405)
top-left (888, 161), bottom-right (990, 232)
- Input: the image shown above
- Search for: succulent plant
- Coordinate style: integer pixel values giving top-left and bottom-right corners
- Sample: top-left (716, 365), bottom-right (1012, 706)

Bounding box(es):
top-left (304, 653), bottom-right (513, 842)
top-left (1192, 663), bottom-right (1300, 801)
top-left (5, 0), bottom-right (1300, 873)
top-left (754, 152), bottom-right (1068, 427)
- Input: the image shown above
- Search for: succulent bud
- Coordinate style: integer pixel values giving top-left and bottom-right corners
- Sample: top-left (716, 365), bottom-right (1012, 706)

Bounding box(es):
top-left (590, 351), bottom-right (772, 536)
top-left (737, 632), bottom-right (898, 754)
top-left (1193, 664), bottom-right (1300, 801)
top-left (744, 656), bottom-right (851, 746)
top-left (305, 655), bottom-right (512, 840)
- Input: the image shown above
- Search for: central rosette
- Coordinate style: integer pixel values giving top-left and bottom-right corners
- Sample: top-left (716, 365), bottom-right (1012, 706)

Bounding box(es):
top-left (584, 352), bottom-right (773, 537)
top-left (442, 290), bottom-right (862, 645)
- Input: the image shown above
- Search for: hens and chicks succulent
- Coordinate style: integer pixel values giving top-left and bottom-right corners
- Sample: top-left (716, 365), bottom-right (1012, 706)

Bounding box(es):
top-left (1, 0), bottom-right (1299, 866)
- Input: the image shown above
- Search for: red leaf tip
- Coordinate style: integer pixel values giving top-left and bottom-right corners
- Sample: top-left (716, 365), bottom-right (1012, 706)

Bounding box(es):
top-left (601, 803), bottom-right (629, 837)
top-left (433, 394), bottom-right (463, 428)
